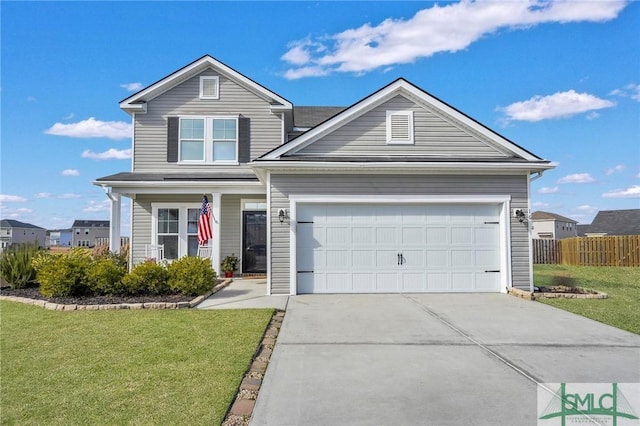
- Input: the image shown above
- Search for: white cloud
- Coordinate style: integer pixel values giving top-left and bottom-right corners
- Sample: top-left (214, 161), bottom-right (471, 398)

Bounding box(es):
top-left (45, 117), bottom-right (131, 140)
top-left (83, 199), bottom-right (110, 213)
top-left (610, 83), bottom-right (640, 102)
top-left (557, 173), bottom-right (596, 184)
top-left (33, 192), bottom-right (52, 199)
top-left (27, 96), bottom-right (37, 102)
top-left (81, 148), bottom-right (131, 160)
top-left (637, 172), bottom-right (640, 179)
top-left (63, 112), bottom-right (75, 120)
top-left (120, 82), bottom-right (144, 92)
top-left (61, 169), bottom-right (80, 176)
top-left (605, 164), bottom-right (625, 175)
top-left (498, 90), bottom-right (615, 123)
top-left (281, 0), bottom-right (627, 79)
top-left (575, 205), bottom-right (596, 213)
top-left (538, 186), bottom-right (559, 194)
top-left (0, 194), bottom-right (27, 202)
top-left (0, 207), bottom-right (33, 218)
top-left (532, 201), bottom-right (550, 208)
top-left (58, 193), bottom-right (81, 199)
top-left (602, 185), bottom-right (640, 198)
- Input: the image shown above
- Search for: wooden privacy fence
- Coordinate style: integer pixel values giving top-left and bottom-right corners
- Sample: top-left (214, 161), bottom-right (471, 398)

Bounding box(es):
top-left (533, 236), bottom-right (640, 266)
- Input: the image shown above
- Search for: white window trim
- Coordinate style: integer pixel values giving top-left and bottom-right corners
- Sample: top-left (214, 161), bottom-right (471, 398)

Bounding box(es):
top-left (386, 110), bottom-right (414, 145)
top-left (199, 76), bottom-right (219, 100)
top-left (178, 116), bottom-right (239, 165)
top-left (151, 203), bottom-right (201, 260)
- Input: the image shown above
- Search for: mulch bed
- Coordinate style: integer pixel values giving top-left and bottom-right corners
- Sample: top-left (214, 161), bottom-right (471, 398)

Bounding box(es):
top-left (536, 285), bottom-right (600, 295)
top-left (0, 284), bottom-right (197, 305)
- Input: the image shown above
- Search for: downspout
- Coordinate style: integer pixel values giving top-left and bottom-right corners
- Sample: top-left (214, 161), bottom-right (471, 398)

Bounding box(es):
top-left (527, 170), bottom-right (544, 292)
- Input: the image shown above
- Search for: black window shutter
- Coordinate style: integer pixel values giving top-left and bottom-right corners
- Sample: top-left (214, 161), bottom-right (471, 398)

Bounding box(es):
top-left (238, 116), bottom-right (251, 163)
top-left (167, 117), bottom-right (179, 162)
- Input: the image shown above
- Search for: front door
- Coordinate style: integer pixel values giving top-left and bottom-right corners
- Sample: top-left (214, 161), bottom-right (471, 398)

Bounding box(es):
top-left (242, 211), bottom-right (267, 273)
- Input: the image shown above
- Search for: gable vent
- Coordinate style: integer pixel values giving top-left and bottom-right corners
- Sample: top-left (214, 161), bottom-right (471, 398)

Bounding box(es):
top-left (386, 111), bottom-right (414, 144)
top-left (200, 76), bottom-right (219, 99)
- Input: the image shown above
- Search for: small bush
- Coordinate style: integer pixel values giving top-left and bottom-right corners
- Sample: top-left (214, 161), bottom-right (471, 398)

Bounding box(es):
top-left (167, 256), bottom-right (216, 296)
top-left (34, 249), bottom-right (92, 297)
top-left (86, 257), bottom-right (127, 296)
top-left (122, 260), bottom-right (169, 295)
top-left (0, 243), bottom-right (40, 288)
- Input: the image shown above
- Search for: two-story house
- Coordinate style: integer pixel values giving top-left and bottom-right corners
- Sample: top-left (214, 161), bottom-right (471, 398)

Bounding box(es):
top-left (95, 55), bottom-right (554, 295)
top-left (71, 220), bottom-right (110, 248)
top-left (0, 219), bottom-right (46, 248)
top-left (531, 211), bottom-right (578, 239)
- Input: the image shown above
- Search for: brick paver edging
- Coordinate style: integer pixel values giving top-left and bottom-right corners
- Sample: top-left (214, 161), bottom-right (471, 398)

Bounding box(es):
top-left (0, 278), bottom-right (232, 311)
top-left (222, 310), bottom-right (284, 426)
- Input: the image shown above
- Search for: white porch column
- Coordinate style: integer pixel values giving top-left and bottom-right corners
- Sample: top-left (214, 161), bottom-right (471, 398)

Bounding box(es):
top-left (108, 193), bottom-right (121, 253)
top-left (210, 192), bottom-right (222, 274)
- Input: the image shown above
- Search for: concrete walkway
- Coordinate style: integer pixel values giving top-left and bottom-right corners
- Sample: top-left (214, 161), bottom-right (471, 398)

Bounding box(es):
top-left (251, 293), bottom-right (640, 426)
top-left (196, 278), bottom-right (288, 310)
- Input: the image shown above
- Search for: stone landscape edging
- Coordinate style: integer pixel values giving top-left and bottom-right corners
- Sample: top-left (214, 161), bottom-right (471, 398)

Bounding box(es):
top-left (507, 286), bottom-right (608, 301)
top-left (0, 278), bottom-right (232, 311)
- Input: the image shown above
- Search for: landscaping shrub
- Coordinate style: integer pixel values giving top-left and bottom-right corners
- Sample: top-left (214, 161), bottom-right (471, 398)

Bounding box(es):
top-left (86, 257), bottom-right (127, 296)
top-left (0, 243), bottom-right (40, 288)
top-left (33, 249), bottom-right (92, 297)
top-left (121, 260), bottom-right (169, 295)
top-left (167, 256), bottom-right (216, 296)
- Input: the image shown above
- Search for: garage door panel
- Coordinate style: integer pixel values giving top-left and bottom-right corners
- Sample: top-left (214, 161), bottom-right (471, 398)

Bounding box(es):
top-left (326, 227), bottom-right (350, 245)
top-left (402, 227), bottom-right (426, 245)
top-left (352, 250), bottom-right (375, 269)
top-left (296, 203), bottom-right (501, 294)
top-left (376, 273), bottom-right (398, 291)
top-left (452, 272), bottom-right (474, 291)
top-left (376, 227), bottom-right (399, 245)
top-left (426, 272), bottom-right (450, 291)
top-left (326, 250), bottom-right (350, 268)
top-left (401, 273), bottom-right (425, 291)
top-left (352, 227), bottom-right (375, 245)
top-left (426, 227), bottom-right (449, 243)
top-left (451, 227), bottom-right (473, 244)
top-left (426, 250), bottom-right (448, 267)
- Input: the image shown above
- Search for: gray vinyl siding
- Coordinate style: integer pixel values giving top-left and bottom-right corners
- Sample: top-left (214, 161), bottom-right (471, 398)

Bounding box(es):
top-left (295, 95), bottom-right (511, 158)
top-left (131, 194), bottom-right (242, 274)
top-left (133, 70), bottom-right (283, 172)
top-left (269, 173), bottom-right (530, 294)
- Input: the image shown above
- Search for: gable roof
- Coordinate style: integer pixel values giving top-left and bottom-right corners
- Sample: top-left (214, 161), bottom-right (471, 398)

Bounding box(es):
top-left (120, 55), bottom-right (292, 114)
top-left (586, 209), bottom-right (640, 236)
top-left (259, 78), bottom-right (551, 165)
top-left (0, 219), bottom-right (45, 229)
top-left (531, 211), bottom-right (578, 223)
top-left (72, 220), bottom-right (110, 228)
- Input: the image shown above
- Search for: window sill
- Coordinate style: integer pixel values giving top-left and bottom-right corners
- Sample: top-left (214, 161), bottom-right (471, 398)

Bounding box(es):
top-left (177, 161), bottom-right (240, 166)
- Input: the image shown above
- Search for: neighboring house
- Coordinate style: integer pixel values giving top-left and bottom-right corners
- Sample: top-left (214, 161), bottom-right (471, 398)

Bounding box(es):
top-left (0, 219), bottom-right (46, 248)
top-left (576, 224), bottom-right (591, 237)
top-left (46, 228), bottom-right (72, 247)
top-left (582, 209), bottom-right (640, 236)
top-left (95, 55), bottom-right (554, 295)
top-left (71, 220), bottom-right (110, 248)
top-left (531, 211), bottom-right (578, 239)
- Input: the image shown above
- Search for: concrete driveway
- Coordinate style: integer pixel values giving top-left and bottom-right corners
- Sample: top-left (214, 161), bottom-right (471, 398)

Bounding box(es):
top-left (251, 294), bottom-right (640, 426)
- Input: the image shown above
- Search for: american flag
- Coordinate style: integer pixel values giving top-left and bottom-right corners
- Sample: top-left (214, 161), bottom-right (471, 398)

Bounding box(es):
top-left (198, 195), bottom-right (213, 245)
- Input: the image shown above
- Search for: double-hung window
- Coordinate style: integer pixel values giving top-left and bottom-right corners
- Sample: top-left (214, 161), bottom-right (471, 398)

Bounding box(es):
top-left (153, 204), bottom-right (203, 260)
top-left (179, 117), bottom-right (238, 163)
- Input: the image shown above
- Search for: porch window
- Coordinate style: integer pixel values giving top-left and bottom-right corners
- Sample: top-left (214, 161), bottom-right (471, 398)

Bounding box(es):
top-left (157, 208), bottom-right (179, 259)
top-left (153, 204), bottom-right (204, 260)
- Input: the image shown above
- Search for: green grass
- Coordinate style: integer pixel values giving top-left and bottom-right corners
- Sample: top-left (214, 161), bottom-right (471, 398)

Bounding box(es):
top-left (534, 265), bottom-right (640, 335)
top-left (0, 302), bottom-right (274, 425)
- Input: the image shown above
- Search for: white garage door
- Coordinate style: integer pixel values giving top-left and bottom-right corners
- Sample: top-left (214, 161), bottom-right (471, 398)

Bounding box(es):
top-left (296, 203), bottom-right (501, 293)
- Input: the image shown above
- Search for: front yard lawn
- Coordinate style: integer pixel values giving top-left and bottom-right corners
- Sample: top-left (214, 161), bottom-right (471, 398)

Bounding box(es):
top-left (0, 301), bottom-right (273, 425)
top-left (533, 265), bottom-right (640, 335)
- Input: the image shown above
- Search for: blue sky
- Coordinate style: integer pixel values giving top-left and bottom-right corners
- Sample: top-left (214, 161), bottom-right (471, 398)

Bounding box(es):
top-left (1, 1), bottom-right (639, 235)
